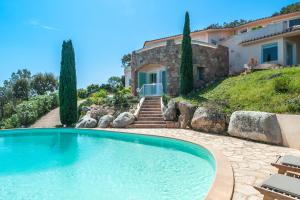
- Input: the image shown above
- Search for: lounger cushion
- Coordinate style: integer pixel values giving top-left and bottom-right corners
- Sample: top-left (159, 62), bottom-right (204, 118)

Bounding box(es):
top-left (280, 155), bottom-right (300, 168)
top-left (261, 174), bottom-right (300, 199)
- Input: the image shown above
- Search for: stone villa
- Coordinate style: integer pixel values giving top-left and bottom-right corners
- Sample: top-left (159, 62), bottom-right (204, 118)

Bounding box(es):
top-left (125, 11), bottom-right (300, 96)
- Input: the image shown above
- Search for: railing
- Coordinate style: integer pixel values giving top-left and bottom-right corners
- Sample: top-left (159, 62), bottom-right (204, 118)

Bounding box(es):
top-left (138, 83), bottom-right (164, 97)
top-left (239, 21), bottom-right (288, 43)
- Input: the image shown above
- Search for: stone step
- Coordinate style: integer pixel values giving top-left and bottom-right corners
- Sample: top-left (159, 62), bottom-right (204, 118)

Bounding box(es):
top-left (139, 111), bottom-right (162, 116)
top-left (142, 104), bottom-right (159, 107)
top-left (140, 108), bottom-right (161, 111)
top-left (138, 117), bottom-right (164, 121)
top-left (139, 114), bottom-right (163, 118)
top-left (141, 105), bottom-right (161, 110)
top-left (128, 124), bottom-right (166, 128)
top-left (134, 121), bottom-right (166, 125)
top-left (143, 102), bottom-right (160, 105)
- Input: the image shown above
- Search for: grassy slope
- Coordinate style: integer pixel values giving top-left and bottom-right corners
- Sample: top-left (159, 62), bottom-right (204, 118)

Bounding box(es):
top-left (176, 67), bottom-right (300, 114)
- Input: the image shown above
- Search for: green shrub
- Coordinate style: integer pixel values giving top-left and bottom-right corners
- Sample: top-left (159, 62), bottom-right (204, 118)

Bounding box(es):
top-left (3, 102), bottom-right (15, 118)
top-left (3, 114), bottom-right (20, 129)
top-left (31, 95), bottom-right (52, 117)
top-left (91, 89), bottom-right (108, 98)
top-left (16, 101), bottom-right (38, 126)
top-left (77, 89), bottom-right (88, 99)
top-left (88, 89), bottom-right (108, 105)
top-left (287, 97), bottom-right (300, 112)
top-left (274, 76), bottom-right (292, 93)
top-left (162, 94), bottom-right (171, 106)
top-left (49, 93), bottom-right (59, 108)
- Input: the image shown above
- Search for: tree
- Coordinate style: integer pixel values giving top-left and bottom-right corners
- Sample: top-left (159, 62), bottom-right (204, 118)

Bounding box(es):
top-left (86, 84), bottom-right (100, 95)
top-left (12, 79), bottom-right (30, 101)
top-left (180, 12), bottom-right (194, 95)
top-left (121, 53), bottom-right (131, 68)
top-left (31, 73), bottom-right (58, 95)
top-left (59, 40), bottom-right (77, 126)
top-left (273, 2), bottom-right (300, 16)
top-left (108, 76), bottom-right (123, 90)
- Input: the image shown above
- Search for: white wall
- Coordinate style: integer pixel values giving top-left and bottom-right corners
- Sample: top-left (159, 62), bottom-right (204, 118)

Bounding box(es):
top-left (222, 36), bottom-right (285, 74)
top-left (124, 67), bottom-right (131, 88)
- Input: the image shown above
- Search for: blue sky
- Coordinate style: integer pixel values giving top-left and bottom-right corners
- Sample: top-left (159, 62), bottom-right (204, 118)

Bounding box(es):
top-left (0, 0), bottom-right (298, 88)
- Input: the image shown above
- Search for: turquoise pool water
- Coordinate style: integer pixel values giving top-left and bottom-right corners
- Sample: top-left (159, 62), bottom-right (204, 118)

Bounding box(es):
top-left (0, 129), bottom-right (216, 200)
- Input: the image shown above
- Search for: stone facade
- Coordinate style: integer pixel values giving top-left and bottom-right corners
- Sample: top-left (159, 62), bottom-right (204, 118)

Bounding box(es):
top-left (131, 39), bottom-right (229, 96)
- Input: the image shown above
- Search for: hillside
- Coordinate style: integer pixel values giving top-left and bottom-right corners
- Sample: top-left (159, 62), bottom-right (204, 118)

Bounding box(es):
top-left (176, 67), bottom-right (300, 114)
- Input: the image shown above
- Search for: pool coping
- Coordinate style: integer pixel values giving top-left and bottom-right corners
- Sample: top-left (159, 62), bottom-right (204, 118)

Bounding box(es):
top-left (94, 128), bottom-right (234, 200)
top-left (0, 128), bottom-right (234, 200)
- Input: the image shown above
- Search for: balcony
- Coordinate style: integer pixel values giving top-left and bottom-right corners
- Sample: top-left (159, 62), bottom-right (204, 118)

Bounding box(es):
top-left (239, 21), bottom-right (289, 44)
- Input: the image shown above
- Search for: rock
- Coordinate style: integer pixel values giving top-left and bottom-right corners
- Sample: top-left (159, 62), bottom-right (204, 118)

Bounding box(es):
top-left (90, 107), bottom-right (108, 121)
top-left (98, 115), bottom-right (114, 128)
top-left (81, 106), bottom-right (91, 113)
top-left (191, 107), bottom-right (226, 134)
top-left (177, 102), bottom-right (196, 129)
top-left (163, 100), bottom-right (177, 121)
top-left (228, 111), bottom-right (282, 145)
top-left (113, 112), bottom-right (135, 128)
top-left (76, 113), bottom-right (97, 128)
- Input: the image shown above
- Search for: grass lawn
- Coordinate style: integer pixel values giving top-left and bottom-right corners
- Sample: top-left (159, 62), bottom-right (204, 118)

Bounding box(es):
top-left (175, 66), bottom-right (300, 114)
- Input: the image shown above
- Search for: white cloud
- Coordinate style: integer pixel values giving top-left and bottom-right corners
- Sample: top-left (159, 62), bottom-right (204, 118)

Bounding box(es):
top-left (29, 19), bottom-right (60, 31)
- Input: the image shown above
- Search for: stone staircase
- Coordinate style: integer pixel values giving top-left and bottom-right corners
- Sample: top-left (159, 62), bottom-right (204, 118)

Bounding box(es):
top-left (129, 97), bottom-right (166, 128)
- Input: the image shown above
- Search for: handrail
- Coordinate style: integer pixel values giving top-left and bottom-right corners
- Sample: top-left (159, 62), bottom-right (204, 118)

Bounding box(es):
top-left (137, 83), bottom-right (164, 97)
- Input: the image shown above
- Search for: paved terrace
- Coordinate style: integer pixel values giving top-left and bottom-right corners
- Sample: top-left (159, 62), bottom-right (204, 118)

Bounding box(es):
top-left (101, 128), bottom-right (300, 200)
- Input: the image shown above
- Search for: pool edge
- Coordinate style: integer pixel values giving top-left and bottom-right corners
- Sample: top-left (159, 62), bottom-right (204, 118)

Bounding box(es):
top-left (1, 127), bottom-right (234, 200)
top-left (94, 128), bottom-right (234, 200)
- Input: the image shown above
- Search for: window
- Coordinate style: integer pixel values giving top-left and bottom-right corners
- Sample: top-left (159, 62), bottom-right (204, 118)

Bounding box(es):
top-left (262, 43), bottom-right (278, 63)
top-left (149, 73), bottom-right (157, 84)
top-left (289, 18), bottom-right (300, 27)
top-left (211, 39), bottom-right (217, 45)
top-left (197, 67), bottom-right (205, 80)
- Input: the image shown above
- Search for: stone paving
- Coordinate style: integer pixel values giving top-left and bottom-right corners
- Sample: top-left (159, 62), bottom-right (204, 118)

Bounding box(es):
top-left (103, 128), bottom-right (300, 200)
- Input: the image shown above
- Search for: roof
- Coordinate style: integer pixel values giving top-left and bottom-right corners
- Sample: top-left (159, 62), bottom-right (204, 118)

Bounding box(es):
top-left (144, 11), bottom-right (300, 47)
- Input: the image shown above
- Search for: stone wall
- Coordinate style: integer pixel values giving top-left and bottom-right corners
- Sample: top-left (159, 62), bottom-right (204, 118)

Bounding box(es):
top-left (131, 39), bottom-right (229, 96)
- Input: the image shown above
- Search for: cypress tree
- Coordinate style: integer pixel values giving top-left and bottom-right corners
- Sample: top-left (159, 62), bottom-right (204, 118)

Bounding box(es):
top-left (180, 12), bottom-right (194, 95)
top-left (59, 40), bottom-right (77, 126)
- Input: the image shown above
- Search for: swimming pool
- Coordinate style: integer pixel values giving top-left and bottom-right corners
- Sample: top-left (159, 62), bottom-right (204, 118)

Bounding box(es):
top-left (0, 128), bottom-right (216, 200)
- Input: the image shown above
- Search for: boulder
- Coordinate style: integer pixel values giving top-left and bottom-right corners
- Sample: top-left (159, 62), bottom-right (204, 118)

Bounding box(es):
top-left (76, 113), bottom-right (97, 128)
top-left (191, 107), bottom-right (226, 134)
top-left (178, 102), bottom-right (196, 128)
top-left (163, 100), bottom-right (177, 121)
top-left (228, 111), bottom-right (282, 145)
top-left (98, 115), bottom-right (114, 128)
top-left (90, 107), bottom-right (108, 121)
top-left (113, 112), bottom-right (135, 128)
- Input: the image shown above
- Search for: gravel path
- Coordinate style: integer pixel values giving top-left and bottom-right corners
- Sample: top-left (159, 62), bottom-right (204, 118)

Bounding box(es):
top-left (30, 100), bottom-right (85, 128)
top-left (30, 107), bottom-right (61, 128)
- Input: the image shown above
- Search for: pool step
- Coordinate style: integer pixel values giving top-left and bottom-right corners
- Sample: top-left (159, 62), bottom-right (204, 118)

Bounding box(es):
top-left (129, 97), bottom-right (166, 128)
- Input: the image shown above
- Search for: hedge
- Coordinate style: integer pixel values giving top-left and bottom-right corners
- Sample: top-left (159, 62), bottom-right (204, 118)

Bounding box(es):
top-left (0, 93), bottom-right (59, 129)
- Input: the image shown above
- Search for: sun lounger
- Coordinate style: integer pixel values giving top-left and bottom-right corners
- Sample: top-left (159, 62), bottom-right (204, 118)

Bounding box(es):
top-left (272, 155), bottom-right (300, 174)
top-left (254, 174), bottom-right (300, 200)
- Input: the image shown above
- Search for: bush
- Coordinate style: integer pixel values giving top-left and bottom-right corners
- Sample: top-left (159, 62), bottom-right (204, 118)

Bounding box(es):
top-left (162, 94), bottom-right (171, 106)
top-left (77, 89), bottom-right (88, 99)
top-left (3, 102), bottom-right (15, 118)
top-left (16, 101), bottom-right (38, 126)
top-left (287, 97), bottom-right (300, 112)
top-left (5, 93), bottom-right (59, 127)
top-left (91, 89), bottom-right (108, 98)
top-left (89, 89), bottom-right (108, 105)
top-left (274, 76), bottom-right (292, 93)
top-left (2, 114), bottom-right (20, 129)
